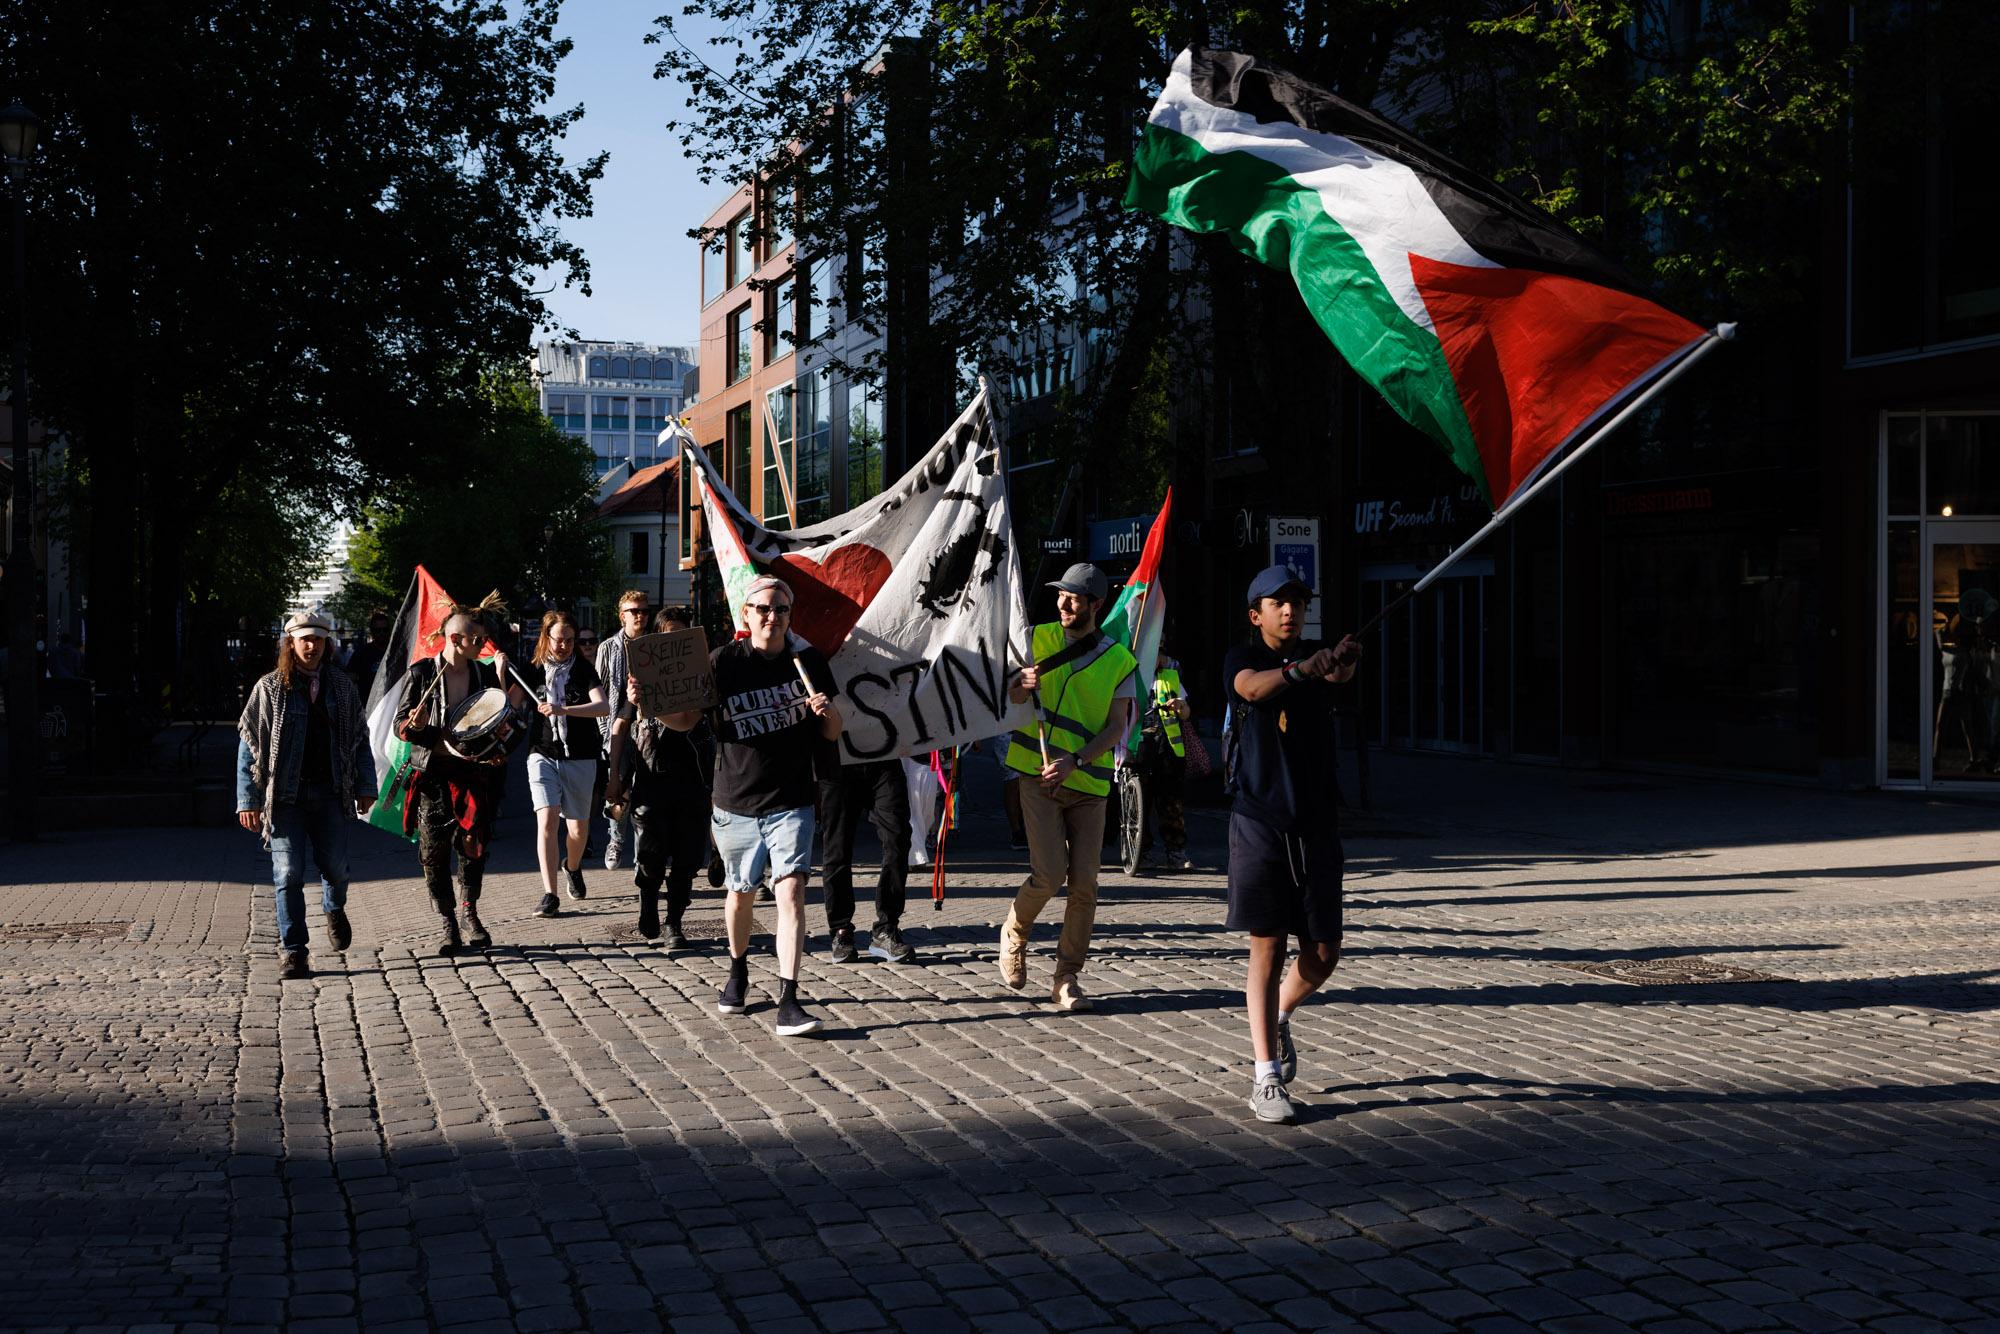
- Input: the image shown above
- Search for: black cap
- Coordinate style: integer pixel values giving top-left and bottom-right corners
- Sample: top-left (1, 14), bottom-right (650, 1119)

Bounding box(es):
top-left (1246, 563), bottom-right (1313, 606)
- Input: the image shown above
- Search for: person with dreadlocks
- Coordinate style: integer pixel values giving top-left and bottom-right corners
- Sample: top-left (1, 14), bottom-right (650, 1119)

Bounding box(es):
top-left (394, 593), bottom-right (529, 956)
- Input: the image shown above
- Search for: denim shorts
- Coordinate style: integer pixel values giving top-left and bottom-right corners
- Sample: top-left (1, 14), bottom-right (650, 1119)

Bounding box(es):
top-left (711, 805), bottom-right (815, 892)
top-left (526, 752), bottom-right (595, 819)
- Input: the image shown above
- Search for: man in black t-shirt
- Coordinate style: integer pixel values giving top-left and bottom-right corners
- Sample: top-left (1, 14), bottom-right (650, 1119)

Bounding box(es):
top-left (662, 575), bottom-right (841, 1037)
top-left (1224, 564), bottom-right (1362, 1124)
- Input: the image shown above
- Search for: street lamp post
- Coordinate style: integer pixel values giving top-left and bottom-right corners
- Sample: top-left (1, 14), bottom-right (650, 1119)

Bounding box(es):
top-left (2, 102), bottom-right (41, 844)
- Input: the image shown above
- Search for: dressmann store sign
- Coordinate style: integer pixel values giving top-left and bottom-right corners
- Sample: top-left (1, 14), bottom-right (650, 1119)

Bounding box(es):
top-left (1268, 515), bottom-right (1323, 637)
top-left (1088, 515), bottom-right (1147, 562)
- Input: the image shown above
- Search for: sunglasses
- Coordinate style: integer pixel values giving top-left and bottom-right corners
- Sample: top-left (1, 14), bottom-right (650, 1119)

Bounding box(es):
top-left (746, 603), bottom-right (792, 618)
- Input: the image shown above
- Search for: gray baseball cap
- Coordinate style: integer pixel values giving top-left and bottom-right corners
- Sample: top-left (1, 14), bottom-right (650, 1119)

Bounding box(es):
top-left (1048, 562), bottom-right (1109, 601)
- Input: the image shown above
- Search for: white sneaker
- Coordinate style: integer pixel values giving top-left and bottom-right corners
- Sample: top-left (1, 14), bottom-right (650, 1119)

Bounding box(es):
top-left (1249, 1076), bottom-right (1298, 1123)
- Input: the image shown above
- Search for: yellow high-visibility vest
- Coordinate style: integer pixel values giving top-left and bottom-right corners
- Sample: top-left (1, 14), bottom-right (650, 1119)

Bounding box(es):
top-left (1004, 622), bottom-right (1137, 797)
top-left (1154, 664), bottom-right (1186, 758)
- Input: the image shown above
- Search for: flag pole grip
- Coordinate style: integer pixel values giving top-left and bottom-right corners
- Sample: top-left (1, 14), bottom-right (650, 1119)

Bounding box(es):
top-left (1355, 326), bottom-right (1731, 638)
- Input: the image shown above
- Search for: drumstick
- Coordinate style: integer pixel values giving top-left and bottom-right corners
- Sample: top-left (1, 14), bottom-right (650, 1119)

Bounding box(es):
top-left (793, 654), bottom-right (818, 700)
top-left (407, 663), bottom-right (445, 727)
top-left (1038, 720), bottom-right (1050, 768)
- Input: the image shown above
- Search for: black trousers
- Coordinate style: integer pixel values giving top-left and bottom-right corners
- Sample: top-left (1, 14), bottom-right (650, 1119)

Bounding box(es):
top-left (819, 759), bottom-right (910, 932)
top-left (632, 788), bottom-right (708, 927)
top-left (415, 781), bottom-right (490, 915)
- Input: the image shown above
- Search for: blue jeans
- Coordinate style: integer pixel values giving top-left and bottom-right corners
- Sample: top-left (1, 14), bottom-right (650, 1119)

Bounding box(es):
top-left (270, 790), bottom-right (351, 954)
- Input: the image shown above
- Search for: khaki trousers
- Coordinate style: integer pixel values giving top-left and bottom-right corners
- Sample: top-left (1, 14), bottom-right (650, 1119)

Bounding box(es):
top-left (1006, 779), bottom-right (1107, 978)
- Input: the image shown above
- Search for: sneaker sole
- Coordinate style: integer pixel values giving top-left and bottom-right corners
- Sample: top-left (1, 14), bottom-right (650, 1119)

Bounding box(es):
top-left (1249, 1100), bottom-right (1297, 1124)
top-left (774, 1017), bottom-right (822, 1037)
top-left (867, 947), bottom-right (916, 964)
top-left (716, 1002), bottom-right (746, 1015)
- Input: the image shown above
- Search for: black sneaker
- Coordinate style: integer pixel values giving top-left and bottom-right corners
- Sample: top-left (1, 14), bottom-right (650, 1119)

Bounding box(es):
top-left (663, 924), bottom-right (690, 951)
top-left (534, 893), bottom-right (560, 919)
top-left (717, 963), bottom-right (749, 1015)
top-left (828, 926), bottom-right (857, 963)
top-left (773, 995), bottom-right (822, 1037)
top-left (326, 909), bottom-right (352, 952)
top-left (867, 924), bottom-right (916, 964)
top-left (565, 867), bottom-right (587, 900)
top-left (279, 952), bottom-right (312, 981)
top-left (1277, 1018), bottom-right (1298, 1085)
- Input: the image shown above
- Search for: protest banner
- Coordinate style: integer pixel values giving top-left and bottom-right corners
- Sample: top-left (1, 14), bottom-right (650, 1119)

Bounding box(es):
top-left (626, 627), bottom-right (717, 717)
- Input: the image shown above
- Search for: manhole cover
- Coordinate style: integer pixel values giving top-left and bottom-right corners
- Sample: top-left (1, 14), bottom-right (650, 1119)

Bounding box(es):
top-left (1554, 957), bottom-right (1787, 985)
top-left (0, 921), bottom-right (135, 942)
top-left (606, 913), bottom-right (725, 945)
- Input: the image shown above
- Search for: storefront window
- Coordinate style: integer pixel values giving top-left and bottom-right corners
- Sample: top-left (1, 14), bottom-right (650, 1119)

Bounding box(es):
top-left (1887, 416), bottom-right (1921, 515)
top-left (1608, 526), bottom-right (1819, 774)
top-left (1886, 523), bottom-right (1921, 780)
top-left (1926, 416), bottom-right (2000, 516)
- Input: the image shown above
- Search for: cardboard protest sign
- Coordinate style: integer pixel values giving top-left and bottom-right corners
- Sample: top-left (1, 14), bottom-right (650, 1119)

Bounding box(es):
top-left (626, 627), bottom-right (716, 717)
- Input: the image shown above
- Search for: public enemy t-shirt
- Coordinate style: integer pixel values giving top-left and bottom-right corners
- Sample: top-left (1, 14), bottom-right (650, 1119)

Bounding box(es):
top-left (708, 638), bottom-right (838, 815)
top-left (1223, 636), bottom-right (1339, 834)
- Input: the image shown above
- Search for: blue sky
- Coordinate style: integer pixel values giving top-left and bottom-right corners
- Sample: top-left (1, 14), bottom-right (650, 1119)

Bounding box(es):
top-left (535, 2), bottom-right (725, 347)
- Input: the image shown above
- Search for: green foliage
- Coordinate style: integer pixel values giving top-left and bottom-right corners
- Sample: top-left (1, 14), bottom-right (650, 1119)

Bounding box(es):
top-left (341, 370), bottom-right (611, 622)
top-left (1439, 0), bottom-right (1852, 314)
top-left (184, 483), bottom-right (329, 630)
top-left (654, 0), bottom-right (1859, 361)
top-left (0, 0), bottom-right (602, 674)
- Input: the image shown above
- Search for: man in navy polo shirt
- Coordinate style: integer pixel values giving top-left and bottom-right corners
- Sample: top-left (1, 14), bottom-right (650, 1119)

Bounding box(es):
top-left (1224, 564), bottom-right (1362, 1123)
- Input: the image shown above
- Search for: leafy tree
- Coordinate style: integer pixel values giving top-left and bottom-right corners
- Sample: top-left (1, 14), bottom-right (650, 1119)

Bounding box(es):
top-left (339, 371), bottom-right (611, 626)
top-left (650, 0), bottom-right (1863, 515)
top-left (0, 0), bottom-right (601, 741)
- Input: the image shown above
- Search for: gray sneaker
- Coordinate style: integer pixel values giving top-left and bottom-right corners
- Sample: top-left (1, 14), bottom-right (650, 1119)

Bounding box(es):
top-left (1277, 1019), bottom-right (1297, 1085)
top-left (1249, 1076), bottom-right (1298, 1124)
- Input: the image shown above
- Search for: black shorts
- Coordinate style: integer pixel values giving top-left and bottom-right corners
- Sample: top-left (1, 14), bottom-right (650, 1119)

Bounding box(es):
top-left (1226, 812), bottom-right (1343, 947)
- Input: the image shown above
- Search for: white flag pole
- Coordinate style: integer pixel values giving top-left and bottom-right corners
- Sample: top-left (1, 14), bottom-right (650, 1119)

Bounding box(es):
top-left (1356, 323), bottom-right (1734, 637)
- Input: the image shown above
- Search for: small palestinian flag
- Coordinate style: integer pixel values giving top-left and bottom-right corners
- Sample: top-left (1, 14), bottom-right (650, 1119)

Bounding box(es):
top-left (684, 443), bottom-right (762, 638)
top-left (362, 565), bottom-right (491, 840)
top-left (1101, 487), bottom-right (1172, 712)
top-left (1127, 49), bottom-right (1711, 512)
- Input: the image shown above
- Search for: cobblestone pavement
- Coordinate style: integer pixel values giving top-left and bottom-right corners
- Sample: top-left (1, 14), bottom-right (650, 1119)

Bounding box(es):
top-left (1, 751), bottom-right (1996, 1332)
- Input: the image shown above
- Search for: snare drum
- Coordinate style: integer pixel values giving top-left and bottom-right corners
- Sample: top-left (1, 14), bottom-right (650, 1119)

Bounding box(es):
top-left (443, 687), bottom-right (515, 763)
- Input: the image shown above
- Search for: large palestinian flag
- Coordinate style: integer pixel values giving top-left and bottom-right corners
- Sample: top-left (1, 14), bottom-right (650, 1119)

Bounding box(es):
top-left (362, 566), bottom-right (492, 840)
top-left (1127, 48), bottom-right (1711, 512)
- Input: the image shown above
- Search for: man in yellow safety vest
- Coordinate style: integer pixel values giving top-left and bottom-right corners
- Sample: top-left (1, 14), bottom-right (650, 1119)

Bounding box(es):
top-left (999, 562), bottom-right (1137, 1011)
top-left (1140, 653), bottom-right (1193, 870)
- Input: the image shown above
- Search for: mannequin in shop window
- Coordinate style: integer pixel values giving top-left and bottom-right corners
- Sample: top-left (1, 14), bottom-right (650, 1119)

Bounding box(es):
top-left (1934, 589), bottom-right (1998, 771)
